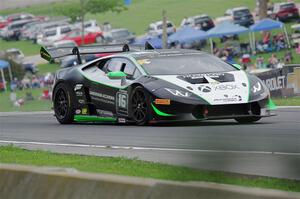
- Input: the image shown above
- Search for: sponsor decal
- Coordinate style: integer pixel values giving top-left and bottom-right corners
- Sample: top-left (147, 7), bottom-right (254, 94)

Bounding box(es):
top-left (261, 76), bottom-right (285, 91)
top-left (78, 99), bottom-right (85, 104)
top-left (182, 73), bottom-right (225, 79)
top-left (96, 109), bottom-right (114, 117)
top-left (137, 59), bottom-right (151, 65)
top-left (118, 118), bottom-right (126, 123)
top-left (74, 84), bottom-right (83, 91)
top-left (198, 85), bottom-right (212, 93)
top-left (116, 91), bottom-right (128, 115)
top-left (82, 108), bottom-right (88, 115)
top-left (215, 84), bottom-right (240, 91)
top-left (75, 109), bottom-right (81, 114)
top-left (155, 99), bottom-right (171, 105)
top-left (214, 95), bottom-right (242, 103)
top-left (90, 91), bottom-right (115, 105)
top-left (76, 91), bottom-right (83, 97)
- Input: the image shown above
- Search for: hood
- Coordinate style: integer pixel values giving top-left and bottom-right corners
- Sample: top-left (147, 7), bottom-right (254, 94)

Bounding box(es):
top-left (154, 70), bottom-right (251, 105)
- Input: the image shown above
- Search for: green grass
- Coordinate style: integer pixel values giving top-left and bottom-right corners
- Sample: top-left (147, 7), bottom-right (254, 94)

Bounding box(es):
top-left (0, 88), bottom-right (52, 112)
top-left (0, 145), bottom-right (300, 192)
top-left (37, 63), bottom-right (59, 75)
top-left (0, 39), bottom-right (41, 56)
top-left (273, 97), bottom-right (300, 106)
top-left (0, 0), bottom-right (288, 35)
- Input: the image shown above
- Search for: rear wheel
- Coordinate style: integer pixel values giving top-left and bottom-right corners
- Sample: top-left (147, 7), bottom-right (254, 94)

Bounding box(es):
top-left (130, 86), bottom-right (152, 125)
top-left (53, 83), bottom-right (74, 124)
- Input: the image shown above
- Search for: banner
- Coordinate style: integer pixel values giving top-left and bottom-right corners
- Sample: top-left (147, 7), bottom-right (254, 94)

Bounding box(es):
top-left (255, 69), bottom-right (286, 97)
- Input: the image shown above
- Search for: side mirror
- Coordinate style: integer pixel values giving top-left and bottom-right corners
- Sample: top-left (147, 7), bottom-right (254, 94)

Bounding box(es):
top-left (107, 71), bottom-right (126, 79)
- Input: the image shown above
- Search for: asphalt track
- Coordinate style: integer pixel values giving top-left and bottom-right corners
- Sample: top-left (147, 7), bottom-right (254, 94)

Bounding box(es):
top-left (0, 108), bottom-right (299, 180)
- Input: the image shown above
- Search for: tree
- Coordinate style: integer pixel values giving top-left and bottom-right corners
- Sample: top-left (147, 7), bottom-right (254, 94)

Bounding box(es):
top-left (257, 0), bottom-right (269, 20)
top-left (59, 0), bottom-right (126, 45)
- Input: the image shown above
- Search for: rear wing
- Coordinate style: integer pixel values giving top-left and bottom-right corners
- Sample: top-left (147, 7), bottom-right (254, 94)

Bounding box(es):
top-left (40, 42), bottom-right (155, 64)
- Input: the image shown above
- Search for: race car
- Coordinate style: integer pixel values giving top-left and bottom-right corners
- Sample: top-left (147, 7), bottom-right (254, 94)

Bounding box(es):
top-left (40, 44), bottom-right (276, 125)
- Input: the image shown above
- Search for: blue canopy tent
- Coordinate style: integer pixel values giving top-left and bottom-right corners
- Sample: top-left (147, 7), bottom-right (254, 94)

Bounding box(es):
top-left (0, 60), bottom-right (12, 91)
top-left (133, 36), bottom-right (163, 49)
top-left (207, 21), bottom-right (250, 53)
top-left (249, 18), bottom-right (290, 49)
top-left (167, 26), bottom-right (208, 44)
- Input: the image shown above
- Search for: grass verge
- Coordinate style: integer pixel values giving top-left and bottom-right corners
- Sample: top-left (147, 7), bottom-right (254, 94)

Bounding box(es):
top-left (0, 88), bottom-right (52, 112)
top-left (37, 63), bottom-right (59, 75)
top-left (273, 97), bottom-right (300, 106)
top-left (0, 145), bottom-right (299, 192)
top-left (0, 39), bottom-right (41, 56)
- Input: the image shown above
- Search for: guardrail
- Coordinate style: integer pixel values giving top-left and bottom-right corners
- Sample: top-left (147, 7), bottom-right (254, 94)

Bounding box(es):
top-left (0, 164), bottom-right (299, 199)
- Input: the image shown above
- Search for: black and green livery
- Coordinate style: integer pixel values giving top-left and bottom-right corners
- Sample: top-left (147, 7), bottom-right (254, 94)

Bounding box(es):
top-left (41, 44), bottom-right (275, 125)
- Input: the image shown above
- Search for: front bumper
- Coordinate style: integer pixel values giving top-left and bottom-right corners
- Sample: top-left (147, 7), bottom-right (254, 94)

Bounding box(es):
top-left (150, 97), bottom-right (275, 122)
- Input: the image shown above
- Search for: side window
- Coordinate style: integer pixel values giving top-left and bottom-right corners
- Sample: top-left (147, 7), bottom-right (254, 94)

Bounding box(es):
top-left (123, 60), bottom-right (136, 77)
top-left (61, 27), bottom-right (72, 34)
top-left (106, 59), bottom-right (123, 72)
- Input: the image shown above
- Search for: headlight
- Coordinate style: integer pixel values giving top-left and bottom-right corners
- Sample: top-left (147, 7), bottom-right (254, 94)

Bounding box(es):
top-left (165, 88), bottom-right (192, 97)
top-left (252, 82), bottom-right (262, 93)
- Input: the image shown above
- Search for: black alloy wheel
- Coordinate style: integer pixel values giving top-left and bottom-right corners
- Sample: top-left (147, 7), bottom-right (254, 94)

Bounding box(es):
top-left (53, 83), bottom-right (74, 124)
top-left (131, 86), bottom-right (151, 125)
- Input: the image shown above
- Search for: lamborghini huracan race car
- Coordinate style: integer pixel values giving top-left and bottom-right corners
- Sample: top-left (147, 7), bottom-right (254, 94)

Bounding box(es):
top-left (40, 44), bottom-right (275, 125)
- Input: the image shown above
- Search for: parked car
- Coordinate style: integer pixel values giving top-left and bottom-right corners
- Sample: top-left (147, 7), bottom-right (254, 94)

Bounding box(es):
top-left (5, 48), bottom-right (25, 64)
top-left (19, 21), bottom-right (45, 40)
top-left (147, 21), bottom-right (176, 36)
top-left (181, 14), bottom-right (215, 31)
top-left (29, 20), bottom-right (70, 42)
top-left (271, 2), bottom-right (299, 21)
top-left (61, 29), bottom-right (103, 46)
top-left (52, 40), bottom-right (77, 48)
top-left (37, 25), bottom-right (74, 46)
top-left (5, 13), bottom-right (35, 23)
top-left (75, 20), bottom-right (102, 33)
top-left (0, 16), bottom-right (8, 29)
top-left (2, 19), bottom-right (38, 40)
top-left (225, 7), bottom-right (254, 27)
top-left (101, 28), bottom-right (135, 44)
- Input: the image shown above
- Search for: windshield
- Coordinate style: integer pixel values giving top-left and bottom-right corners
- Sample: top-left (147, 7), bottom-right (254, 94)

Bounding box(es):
top-left (138, 54), bottom-right (236, 75)
top-left (112, 30), bottom-right (129, 38)
top-left (233, 9), bottom-right (250, 16)
top-left (280, 3), bottom-right (295, 10)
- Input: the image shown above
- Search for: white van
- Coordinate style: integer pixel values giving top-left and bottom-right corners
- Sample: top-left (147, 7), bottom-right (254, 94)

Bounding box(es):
top-left (37, 25), bottom-right (73, 46)
top-left (147, 21), bottom-right (176, 37)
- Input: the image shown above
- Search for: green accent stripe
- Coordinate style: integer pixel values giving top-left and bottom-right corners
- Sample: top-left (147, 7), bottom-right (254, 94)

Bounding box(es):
top-left (74, 115), bottom-right (117, 122)
top-left (244, 71), bottom-right (251, 102)
top-left (267, 98), bottom-right (277, 110)
top-left (151, 104), bottom-right (174, 117)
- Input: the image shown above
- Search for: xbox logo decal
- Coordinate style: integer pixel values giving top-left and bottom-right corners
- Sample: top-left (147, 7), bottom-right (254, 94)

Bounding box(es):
top-left (198, 85), bottom-right (212, 93)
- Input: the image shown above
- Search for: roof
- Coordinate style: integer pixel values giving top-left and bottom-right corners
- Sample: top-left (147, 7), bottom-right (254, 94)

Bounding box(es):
top-left (232, 7), bottom-right (249, 11)
top-left (250, 18), bottom-right (283, 32)
top-left (168, 26), bottom-right (208, 44)
top-left (129, 49), bottom-right (205, 59)
top-left (207, 21), bottom-right (249, 38)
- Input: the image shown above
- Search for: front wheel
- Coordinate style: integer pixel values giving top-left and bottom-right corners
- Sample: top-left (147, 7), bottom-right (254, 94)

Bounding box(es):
top-left (53, 83), bottom-right (75, 124)
top-left (130, 86), bottom-right (152, 125)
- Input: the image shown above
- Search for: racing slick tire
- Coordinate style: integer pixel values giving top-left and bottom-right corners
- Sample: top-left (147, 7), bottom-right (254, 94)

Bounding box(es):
top-left (234, 117), bottom-right (261, 124)
top-left (130, 86), bottom-right (152, 126)
top-left (53, 83), bottom-right (75, 124)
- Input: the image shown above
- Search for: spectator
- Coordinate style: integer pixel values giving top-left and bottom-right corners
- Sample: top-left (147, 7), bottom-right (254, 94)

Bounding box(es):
top-left (268, 54), bottom-right (278, 68)
top-left (31, 75), bottom-right (40, 88)
top-left (284, 51), bottom-right (293, 63)
top-left (255, 55), bottom-right (265, 68)
top-left (10, 77), bottom-right (18, 91)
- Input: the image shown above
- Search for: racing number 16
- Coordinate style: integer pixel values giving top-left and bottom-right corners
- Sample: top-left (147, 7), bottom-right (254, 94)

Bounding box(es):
top-left (117, 93), bottom-right (127, 109)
